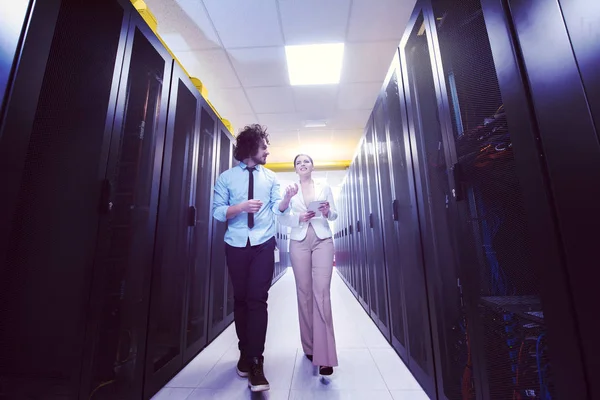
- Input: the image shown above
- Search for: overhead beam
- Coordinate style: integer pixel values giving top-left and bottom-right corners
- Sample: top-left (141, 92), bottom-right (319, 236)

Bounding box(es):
top-left (265, 160), bottom-right (351, 172)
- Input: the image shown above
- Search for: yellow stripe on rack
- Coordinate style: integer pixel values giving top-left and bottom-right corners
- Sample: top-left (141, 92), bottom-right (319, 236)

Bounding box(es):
top-left (130, 0), bottom-right (233, 135)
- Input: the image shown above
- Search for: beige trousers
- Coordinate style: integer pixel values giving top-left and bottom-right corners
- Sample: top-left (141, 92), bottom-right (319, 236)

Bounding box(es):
top-left (290, 224), bottom-right (338, 367)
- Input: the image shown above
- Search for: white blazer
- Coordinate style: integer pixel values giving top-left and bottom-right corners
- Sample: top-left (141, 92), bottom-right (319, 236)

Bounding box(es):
top-left (278, 180), bottom-right (338, 241)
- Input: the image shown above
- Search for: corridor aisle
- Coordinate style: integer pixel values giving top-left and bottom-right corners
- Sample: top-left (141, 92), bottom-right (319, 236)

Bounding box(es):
top-left (152, 269), bottom-right (429, 400)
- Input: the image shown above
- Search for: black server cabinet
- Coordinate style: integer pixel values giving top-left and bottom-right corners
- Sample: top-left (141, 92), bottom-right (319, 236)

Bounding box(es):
top-left (184, 103), bottom-right (218, 362)
top-left (353, 153), bottom-right (370, 312)
top-left (80, 9), bottom-right (174, 399)
top-left (143, 63), bottom-right (205, 397)
top-left (0, 1), bottom-right (130, 398)
top-left (502, 1), bottom-right (600, 398)
top-left (363, 115), bottom-right (391, 339)
top-left (408, 0), bottom-right (588, 398)
top-left (348, 166), bottom-right (363, 300)
top-left (208, 125), bottom-right (235, 341)
top-left (358, 141), bottom-right (377, 319)
top-left (379, 52), bottom-right (420, 366)
top-left (398, 7), bottom-right (446, 397)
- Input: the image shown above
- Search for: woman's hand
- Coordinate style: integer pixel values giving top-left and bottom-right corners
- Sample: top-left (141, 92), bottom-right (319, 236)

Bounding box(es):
top-left (318, 202), bottom-right (330, 218)
top-left (299, 211), bottom-right (316, 223)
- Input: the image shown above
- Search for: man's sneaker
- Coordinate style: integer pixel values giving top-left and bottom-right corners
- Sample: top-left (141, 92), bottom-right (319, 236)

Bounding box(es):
top-left (248, 357), bottom-right (270, 392)
top-left (236, 354), bottom-right (250, 377)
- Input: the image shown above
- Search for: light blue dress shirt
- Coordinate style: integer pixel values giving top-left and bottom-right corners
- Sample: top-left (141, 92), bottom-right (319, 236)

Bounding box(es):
top-left (212, 161), bottom-right (289, 247)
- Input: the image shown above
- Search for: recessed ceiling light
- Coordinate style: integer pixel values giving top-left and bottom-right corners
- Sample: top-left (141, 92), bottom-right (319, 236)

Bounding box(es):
top-left (285, 43), bottom-right (345, 86)
top-left (303, 119), bottom-right (328, 128)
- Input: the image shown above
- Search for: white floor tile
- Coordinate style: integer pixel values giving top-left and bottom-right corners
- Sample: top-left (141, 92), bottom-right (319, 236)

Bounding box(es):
top-left (159, 267), bottom-right (430, 400)
top-left (187, 388), bottom-right (289, 400)
top-left (369, 348), bottom-right (423, 391)
top-left (289, 389), bottom-right (394, 400)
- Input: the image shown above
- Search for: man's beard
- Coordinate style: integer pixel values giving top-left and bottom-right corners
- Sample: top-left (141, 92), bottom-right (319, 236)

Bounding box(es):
top-left (252, 154), bottom-right (266, 165)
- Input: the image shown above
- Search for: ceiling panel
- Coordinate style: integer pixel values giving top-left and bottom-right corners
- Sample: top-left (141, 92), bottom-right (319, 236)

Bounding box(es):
top-left (227, 47), bottom-right (289, 87)
top-left (338, 82), bottom-right (382, 110)
top-left (331, 129), bottom-right (364, 142)
top-left (257, 113), bottom-right (303, 131)
top-left (175, 49), bottom-right (240, 89)
top-left (327, 109), bottom-right (371, 130)
top-left (246, 86), bottom-right (296, 114)
top-left (297, 129), bottom-right (334, 145)
top-left (341, 41), bottom-right (399, 83)
top-left (146, 0), bottom-right (221, 51)
top-left (202, 0), bottom-right (284, 48)
top-left (292, 85), bottom-right (338, 114)
top-left (227, 114), bottom-right (257, 133)
top-left (211, 87), bottom-right (254, 116)
top-left (278, 0), bottom-right (351, 45)
top-left (347, 0), bottom-right (415, 42)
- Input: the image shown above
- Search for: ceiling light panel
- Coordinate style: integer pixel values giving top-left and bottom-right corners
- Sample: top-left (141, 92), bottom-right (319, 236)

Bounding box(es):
top-left (285, 43), bottom-right (345, 86)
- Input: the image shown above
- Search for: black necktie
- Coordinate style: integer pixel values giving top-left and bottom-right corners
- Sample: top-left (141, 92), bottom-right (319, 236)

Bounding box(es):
top-left (247, 166), bottom-right (255, 228)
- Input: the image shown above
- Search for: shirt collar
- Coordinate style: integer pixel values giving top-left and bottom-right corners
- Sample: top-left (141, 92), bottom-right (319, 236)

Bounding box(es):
top-left (238, 161), bottom-right (262, 171)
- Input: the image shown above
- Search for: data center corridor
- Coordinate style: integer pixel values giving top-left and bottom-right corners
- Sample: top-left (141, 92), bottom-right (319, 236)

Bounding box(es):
top-left (151, 269), bottom-right (428, 400)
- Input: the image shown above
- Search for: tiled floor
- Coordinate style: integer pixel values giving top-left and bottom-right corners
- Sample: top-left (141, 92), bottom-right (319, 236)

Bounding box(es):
top-left (152, 268), bottom-right (430, 400)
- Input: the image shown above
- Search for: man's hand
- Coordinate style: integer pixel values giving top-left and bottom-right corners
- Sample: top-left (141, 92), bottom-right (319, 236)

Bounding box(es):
top-left (283, 183), bottom-right (299, 201)
top-left (300, 211), bottom-right (316, 223)
top-left (240, 199), bottom-right (263, 213)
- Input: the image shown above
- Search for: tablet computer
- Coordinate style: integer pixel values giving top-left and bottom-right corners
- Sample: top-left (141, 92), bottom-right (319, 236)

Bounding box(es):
top-left (307, 200), bottom-right (326, 217)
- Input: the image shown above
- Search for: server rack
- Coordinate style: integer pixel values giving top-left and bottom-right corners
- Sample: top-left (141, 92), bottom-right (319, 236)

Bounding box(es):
top-left (207, 125), bottom-right (235, 341)
top-left (334, 0), bottom-right (596, 399)
top-left (363, 114), bottom-right (391, 339)
top-left (80, 8), bottom-right (174, 399)
top-left (501, 1), bottom-right (600, 397)
top-left (0, 1), bottom-right (132, 398)
top-left (0, 1), bottom-right (278, 398)
top-left (184, 102), bottom-right (219, 364)
top-left (143, 61), bottom-right (212, 397)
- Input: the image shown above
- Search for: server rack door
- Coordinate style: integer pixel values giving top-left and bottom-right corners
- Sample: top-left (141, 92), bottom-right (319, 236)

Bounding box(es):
top-left (427, 0), bottom-right (585, 398)
top-left (348, 166), bottom-right (360, 300)
top-left (399, 6), bottom-right (445, 396)
top-left (144, 65), bottom-right (198, 397)
top-left (225, 138), bottom-right (237, 316)
top-left (348, 170), bottom-right (359, 297)
top-left (81, 11), bottom-right (173, 399)
top-left (183, 104), bottom-right (216, 363)
top-left (0, 1), bottom-right (127, 398)
top-left (208, 127), bottom-right (234, 340)
top-left (379, 52), bottom-right (414, 362)
top-left (354, 162), bottom-right (368, 308)
top-left (355, 150), bottom-right (372, 313)
top-left (506, 2), bottom-right (600, 398)
top-left (368, 101), bottom-right (392, 339)
top-left (360, 140), bottom-right (378, 319)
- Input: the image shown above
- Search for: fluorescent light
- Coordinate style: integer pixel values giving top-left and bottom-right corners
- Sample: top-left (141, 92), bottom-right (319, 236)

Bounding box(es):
top-left (303, 120), bottom-right (328, 128)
top-left (285, 43), bottom-right (345, 86)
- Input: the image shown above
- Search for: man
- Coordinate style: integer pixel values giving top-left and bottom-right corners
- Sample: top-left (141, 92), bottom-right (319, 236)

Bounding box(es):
top-left (212, 124), bottom-right (298, 392)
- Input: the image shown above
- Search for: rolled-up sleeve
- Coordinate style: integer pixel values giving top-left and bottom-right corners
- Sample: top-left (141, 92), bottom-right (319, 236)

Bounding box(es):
top-left (278, 209), bottom-right (299, 227)
top-left (269, 176), bottom-right (290, 216)
top-left (212, 174), bottom-right (229, 222)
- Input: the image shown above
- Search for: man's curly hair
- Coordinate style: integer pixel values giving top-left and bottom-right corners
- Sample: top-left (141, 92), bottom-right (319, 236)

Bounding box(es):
top-left (233, 124), bottom-right (270, 162)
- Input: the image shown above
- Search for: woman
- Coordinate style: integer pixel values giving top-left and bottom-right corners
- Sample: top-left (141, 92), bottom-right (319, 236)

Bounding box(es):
top-left (278, 154), bottom-right (338, 376)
